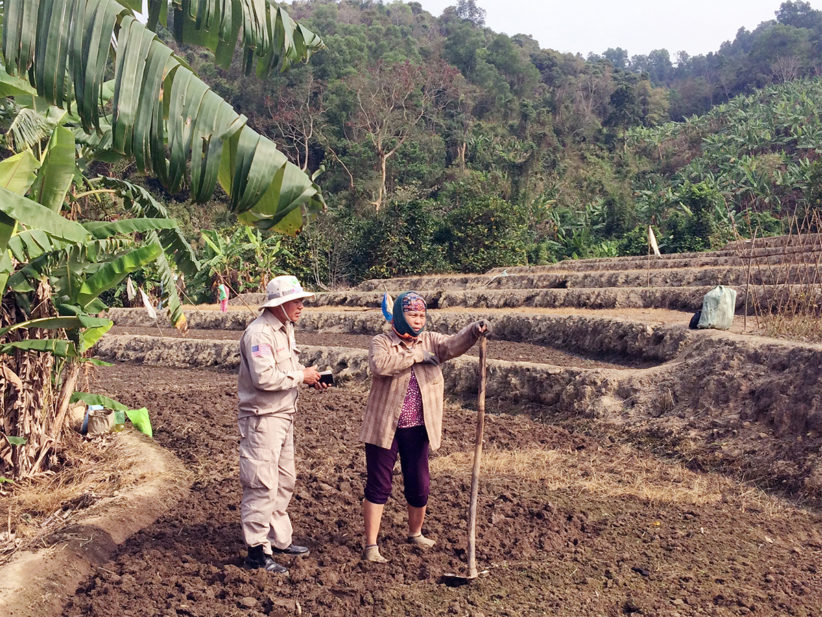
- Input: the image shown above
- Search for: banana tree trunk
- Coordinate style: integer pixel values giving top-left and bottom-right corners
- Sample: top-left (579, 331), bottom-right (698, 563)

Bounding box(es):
top-left (0, 280), bottom-right (78, 478)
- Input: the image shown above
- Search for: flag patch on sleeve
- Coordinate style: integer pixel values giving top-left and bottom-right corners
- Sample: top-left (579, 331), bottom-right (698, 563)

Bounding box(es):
top-left (251, 344), bottom-right (271, 357)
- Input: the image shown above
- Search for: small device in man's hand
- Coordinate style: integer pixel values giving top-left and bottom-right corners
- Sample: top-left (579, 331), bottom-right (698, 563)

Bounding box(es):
top-left (319, 370), bottom-right (334, 386)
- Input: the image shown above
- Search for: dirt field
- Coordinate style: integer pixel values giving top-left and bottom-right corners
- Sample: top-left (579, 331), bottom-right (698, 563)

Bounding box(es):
top-left (5, 237), bottom-right (822, 616)
top-left (50, 363), bottom-right (822, 617)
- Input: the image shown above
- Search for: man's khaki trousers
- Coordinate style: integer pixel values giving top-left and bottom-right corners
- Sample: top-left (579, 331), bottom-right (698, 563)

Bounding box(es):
top-left (238, 414), bottom-right (295, 552)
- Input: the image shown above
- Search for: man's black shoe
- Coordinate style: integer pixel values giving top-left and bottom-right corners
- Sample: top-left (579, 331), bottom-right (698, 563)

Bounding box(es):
top-left (272, 543), bottom-right (310, 556)
top-left (244, 545), bottom-right (288, 574)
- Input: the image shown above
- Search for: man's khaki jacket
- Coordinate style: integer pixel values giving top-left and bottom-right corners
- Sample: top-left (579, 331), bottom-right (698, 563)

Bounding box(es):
top-left (238, 309), bottom-right (305, 419)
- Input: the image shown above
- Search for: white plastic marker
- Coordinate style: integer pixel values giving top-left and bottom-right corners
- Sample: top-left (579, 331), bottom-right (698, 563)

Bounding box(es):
top-left (648, 225), bottom-right (661, 256)
top-left (139, 288), bottom-right (157, 320)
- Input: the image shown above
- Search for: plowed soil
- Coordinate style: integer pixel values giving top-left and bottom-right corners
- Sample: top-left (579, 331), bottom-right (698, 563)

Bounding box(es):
top-left (58, 363), bottom-right (821, 617)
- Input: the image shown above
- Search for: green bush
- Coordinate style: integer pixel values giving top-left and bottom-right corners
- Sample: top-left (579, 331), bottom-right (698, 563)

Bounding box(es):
top-left (344, 197), bottom-right (448, 281)
top-left (436, 193), bottom-right (528, 272)
top-left (737, 211), bottom-right (783, 239)
top-left (662, 181), bottom-right (726, 253)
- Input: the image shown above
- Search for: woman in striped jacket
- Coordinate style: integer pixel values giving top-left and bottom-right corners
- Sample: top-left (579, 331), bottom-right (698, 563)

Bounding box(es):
top-left (359, 291), bottom-right (487, 563)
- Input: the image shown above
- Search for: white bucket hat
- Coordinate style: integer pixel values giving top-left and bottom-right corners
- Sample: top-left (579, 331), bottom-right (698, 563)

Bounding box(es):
top-left (260, 275), bottom-right (314, 309)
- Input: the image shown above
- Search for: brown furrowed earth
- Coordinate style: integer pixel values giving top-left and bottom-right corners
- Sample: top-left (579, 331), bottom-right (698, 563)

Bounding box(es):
top-left (6, 236), bottom-right (822, 617)
top-left (53, 363), bottom-right (821, 617)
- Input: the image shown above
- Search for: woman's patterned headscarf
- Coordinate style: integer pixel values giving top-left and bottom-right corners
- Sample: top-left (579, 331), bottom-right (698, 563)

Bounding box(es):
top-left (384, 291), bottom-right (426, 339)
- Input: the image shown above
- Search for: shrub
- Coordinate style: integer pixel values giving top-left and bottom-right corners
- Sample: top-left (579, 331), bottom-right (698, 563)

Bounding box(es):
top-left (344, 197), bottom-right (448, 281)
top-left (662, 181), bottom-right (726, 253)
top-left (436, 194), bottom-right (528, 272)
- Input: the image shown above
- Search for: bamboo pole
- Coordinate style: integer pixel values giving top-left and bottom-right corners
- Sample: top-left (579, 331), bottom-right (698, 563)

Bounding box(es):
top-left (466, 335), bottom-right (487, 579)
top-left (744, 230), bottom-right (757, 332)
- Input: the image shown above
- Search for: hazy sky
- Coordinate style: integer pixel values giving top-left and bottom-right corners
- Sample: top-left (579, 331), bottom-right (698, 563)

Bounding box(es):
top-left (413, 0), bottom-right (822, 58)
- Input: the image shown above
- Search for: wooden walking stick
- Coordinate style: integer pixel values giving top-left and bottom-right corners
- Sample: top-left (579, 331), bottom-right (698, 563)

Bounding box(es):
top-left (443, 333), bottom-right (489, 584)
top-left (466, 333), bottom-right (488, 577)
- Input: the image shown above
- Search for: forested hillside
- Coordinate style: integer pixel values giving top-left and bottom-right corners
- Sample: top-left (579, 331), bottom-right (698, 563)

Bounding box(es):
top-left (596, 1), bottom-right (822, 118)
top-left (58, 1), bottom-right (822, 289)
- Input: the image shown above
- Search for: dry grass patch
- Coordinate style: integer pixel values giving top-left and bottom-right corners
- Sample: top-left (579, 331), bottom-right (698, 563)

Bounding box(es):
top-left (0, 434), bottom-right (130, 565)
top-left (743, 214), bottom-right (822, 342)
top-left (432, 444), bottom-right (785, 511)
top-left (756, 312), bottom-right (822, 342)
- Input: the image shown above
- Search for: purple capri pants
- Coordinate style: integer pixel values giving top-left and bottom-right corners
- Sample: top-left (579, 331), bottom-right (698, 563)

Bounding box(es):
top-left (364, 425), bottom-right (430, 508)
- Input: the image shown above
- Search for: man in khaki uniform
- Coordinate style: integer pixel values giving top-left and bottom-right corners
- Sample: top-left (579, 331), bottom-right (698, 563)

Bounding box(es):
top-left (237, 275), bottom-right (325, 574)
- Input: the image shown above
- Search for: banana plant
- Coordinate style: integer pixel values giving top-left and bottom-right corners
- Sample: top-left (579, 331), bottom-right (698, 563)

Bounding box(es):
top-left (239, 226), bottom-right (283, 290)
top-left (0, 110), bottom-right (193, 330)
top-left (152, 0), bottom-right (323, 74)
top-left (200, 228), bottom-right (233, 287)
top-left (198, 225), bottom-right (283, 293)
top-left (0, 182), bottom-right (190, 477)
top-left (0, 0), bottom-right (327, 478)
top-left (97, 177), bottom-right (200, 329)
top-left (2, 0), bottom-right (326, 233)
top-left (0, 182), bottom-right (183, 324)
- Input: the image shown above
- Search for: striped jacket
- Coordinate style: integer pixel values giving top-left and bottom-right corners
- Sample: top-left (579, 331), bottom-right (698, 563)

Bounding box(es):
top-left (359, 323), bottom-right (481, 451)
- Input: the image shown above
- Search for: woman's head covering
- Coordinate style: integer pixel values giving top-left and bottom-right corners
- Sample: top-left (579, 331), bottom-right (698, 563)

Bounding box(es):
top-left (385, 291), bottom-right (426, 339)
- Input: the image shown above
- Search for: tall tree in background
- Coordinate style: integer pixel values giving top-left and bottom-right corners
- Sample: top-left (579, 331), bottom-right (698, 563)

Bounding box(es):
top-left (603, 47), bottom-right (629, 71)
top-left (454, 0), bottom-right (486, 26)
top-left (776, 1), bottom-right (822, 29)
top-left (265, 74), bottom-right (326, 172)
top-left (347, 60), bottom-right (458, 209)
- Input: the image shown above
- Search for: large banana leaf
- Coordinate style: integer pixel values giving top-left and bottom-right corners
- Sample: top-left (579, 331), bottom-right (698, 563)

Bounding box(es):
top-left (0, 185), bottom-right (88, 249)
top-left (0, 64), bottom-right (63, 120)
top-left (0, 314), bottom-right (110, 336)
top-left (0, 252), bottom-right (11, 298)
top-left (0, 64), bottom-right (38, 97)
top-left (144, 0), bottom-right (167, 31)
top-left (70, 390), bottom-right (139, 413)
top-left (4, 226), bottom-right (164, 324)
top-left (0, 186), bottom-right (110, 297)
top-left (0, 150), bottom-right (40, 195)
top-left (152, 247), bottom-right (187, 331)
top-left (2, 0), bottom-right (325, 235)
top-left (99, 177), bottom-right (200, 276)
top-left (0, 337), bottom-right (79, 357)
top-left (7, 228), bottom-right (64, 261)
top-left (97, 178), bottom-right (196, 329)
top-left (83, 217), bottom-right (179, 239)
top-left (0, 314), bottom-right (112, 352)
top-left (30, 125), bottom-right (76, 212)
top-left (77, 315), bottom-right (112, 351)
top-left (114, 0), bottom-right (141, 11)
top-left (6, 236), bottom-right (131, 295)
top-left (6, 231), bottom-right (129, 269)
top-left (155, 0), bottom-right (323, 74)
top-left (76, 241), bottom-right (162, 308)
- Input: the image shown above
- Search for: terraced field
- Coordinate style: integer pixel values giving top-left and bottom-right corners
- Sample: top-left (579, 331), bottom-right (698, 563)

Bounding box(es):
top-left (98, 235), bottom-right (822, 502)
top-left (18, 236), bottom-right (822, 617)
